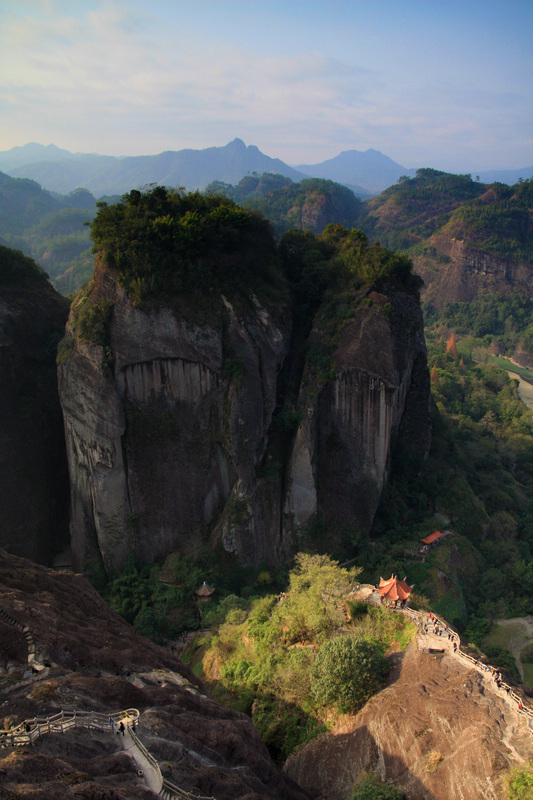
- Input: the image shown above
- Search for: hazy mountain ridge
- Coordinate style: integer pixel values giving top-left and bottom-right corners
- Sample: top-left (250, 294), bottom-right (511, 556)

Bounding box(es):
top-left (296, 147), bottom-right (417, 193)
top-left (3, 138), bottom-right (529, 199)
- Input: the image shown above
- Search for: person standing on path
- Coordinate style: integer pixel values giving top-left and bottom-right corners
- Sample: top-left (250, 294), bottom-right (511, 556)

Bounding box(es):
top-left (119, 721), bottom-right (125, 736)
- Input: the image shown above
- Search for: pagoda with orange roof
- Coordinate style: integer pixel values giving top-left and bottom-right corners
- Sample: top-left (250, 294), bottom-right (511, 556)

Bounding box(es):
top-left (377, 575), bottom-right (413, 606)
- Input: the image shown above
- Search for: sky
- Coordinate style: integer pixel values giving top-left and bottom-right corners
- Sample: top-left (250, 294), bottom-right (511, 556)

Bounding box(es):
top-left (1, 0), bottom-right (532, 172)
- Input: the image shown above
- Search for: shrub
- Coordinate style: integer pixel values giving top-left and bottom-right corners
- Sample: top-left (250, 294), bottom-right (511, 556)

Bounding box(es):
top-left (311, 635), bottom-right (389, 714)
top-left (505, 761), bottom-right (533, 799)
top-left (351, 770), bottom-right (405, 799)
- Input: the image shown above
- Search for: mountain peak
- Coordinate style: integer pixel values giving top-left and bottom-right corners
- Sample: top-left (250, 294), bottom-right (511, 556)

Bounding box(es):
top-left (226, 137), bottom-right (247, 150)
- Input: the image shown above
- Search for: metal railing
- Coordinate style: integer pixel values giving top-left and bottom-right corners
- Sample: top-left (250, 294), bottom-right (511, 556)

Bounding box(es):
top-left (0, 707), bottom-right (218, 798)
top-left (404, 608), bottom-right (533, 731)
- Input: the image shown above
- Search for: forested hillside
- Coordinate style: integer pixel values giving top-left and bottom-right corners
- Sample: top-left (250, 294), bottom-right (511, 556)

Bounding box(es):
top-left (206, 174), bottom-right (363, 235)
top-left (0, 172), bottom-right (106, 293)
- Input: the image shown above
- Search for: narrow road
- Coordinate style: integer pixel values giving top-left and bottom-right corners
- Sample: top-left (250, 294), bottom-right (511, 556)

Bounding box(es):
top-left (118, 724), bottom-right (162, 795)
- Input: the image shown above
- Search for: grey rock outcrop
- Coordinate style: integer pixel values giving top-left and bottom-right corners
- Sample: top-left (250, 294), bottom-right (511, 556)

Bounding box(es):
top-left (59, 260), bottom-right (430, 573)
top-left (285, 290), bottom-right (430, 536)
top-left (59, 261), bottom-right (290, 573)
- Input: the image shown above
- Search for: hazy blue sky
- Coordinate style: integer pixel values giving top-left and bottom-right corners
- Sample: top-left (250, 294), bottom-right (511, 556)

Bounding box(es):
top-left (1, 0), bottom-right (532, 170)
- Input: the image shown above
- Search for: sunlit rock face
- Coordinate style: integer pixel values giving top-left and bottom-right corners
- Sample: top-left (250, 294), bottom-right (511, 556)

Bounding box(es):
top-left (414, 234), bottom-right (531, 309)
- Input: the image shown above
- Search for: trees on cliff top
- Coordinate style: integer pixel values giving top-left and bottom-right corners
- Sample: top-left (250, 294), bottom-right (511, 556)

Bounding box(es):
top-left (89, 186), bottom-right (421, 307)
top-left (90, 186), bottom-right (280, 303)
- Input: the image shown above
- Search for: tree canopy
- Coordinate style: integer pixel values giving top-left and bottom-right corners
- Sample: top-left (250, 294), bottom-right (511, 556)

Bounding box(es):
top-left (90, 186), bottom-right (280, 303)
top-left (311, 633), bottom-right (389, 713)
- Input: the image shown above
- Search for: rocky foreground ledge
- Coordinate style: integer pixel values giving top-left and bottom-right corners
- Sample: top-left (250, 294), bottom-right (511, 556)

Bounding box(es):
top-left (0, 550), bottom-right (312, 800)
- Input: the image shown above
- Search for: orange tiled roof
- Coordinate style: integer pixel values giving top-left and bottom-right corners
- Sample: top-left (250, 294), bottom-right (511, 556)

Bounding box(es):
top-left (421, 530), bottom-right (445, 545)
top-left (377, 575), bottom-right (412, 601)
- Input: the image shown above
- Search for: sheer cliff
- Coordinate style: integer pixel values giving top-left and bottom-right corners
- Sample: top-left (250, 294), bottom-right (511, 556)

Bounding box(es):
top-left (59, 258), bottom-right (290, 573)
top-left (57, 190), bottom-right (430, 574)
top-left (0, 245), bottom-right (70, 564)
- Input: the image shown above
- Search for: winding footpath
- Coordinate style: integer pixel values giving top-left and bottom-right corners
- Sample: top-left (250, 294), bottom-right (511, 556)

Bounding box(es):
top-left (403, 606), bottom-right (533, 734)
top-left (0, 707), bottom-right (216, 800)
top-left (1, 595), bottom-right (532, 800)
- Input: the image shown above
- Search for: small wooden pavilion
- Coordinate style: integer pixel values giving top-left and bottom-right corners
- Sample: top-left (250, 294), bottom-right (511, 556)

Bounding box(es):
top-left (377, 575), bottom-right (413, 606)
top-left (196, 581), bottom-right (215, 603)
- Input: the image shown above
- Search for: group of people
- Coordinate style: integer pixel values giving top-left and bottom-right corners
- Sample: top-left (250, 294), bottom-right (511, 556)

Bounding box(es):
top-left (423, 614), bottom-right (457, 645)
top-left (422, 616), bottom-right (531, 717)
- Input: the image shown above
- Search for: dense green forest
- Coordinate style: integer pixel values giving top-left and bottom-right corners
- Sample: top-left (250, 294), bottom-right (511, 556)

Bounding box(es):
top-left (206, 174), bottom-right (362, 235)
top-left (444, 178), bottom-right (533, 262)
top-left (0, 172), bottom-right (116, 293)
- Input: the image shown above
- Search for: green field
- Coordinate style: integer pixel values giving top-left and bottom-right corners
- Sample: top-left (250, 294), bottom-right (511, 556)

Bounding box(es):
top-left (489, 356), bottom-right (533, 384)
top-left (483, 619), bottom-right (533, 687)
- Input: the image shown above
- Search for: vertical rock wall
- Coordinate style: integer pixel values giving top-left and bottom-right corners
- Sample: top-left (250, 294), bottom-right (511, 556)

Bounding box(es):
top-left (0, 251), bottom-right (70, 564)
top-left (59, 264), bottom-right (430, 573)
top-left (59, 267), bottom-right (290, 573)
top-left (284, 289), bottom-right (430, 537)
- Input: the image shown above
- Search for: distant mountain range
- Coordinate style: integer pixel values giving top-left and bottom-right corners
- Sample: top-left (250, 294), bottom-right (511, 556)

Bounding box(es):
top-left (0, 138), bottom-right (531, 200)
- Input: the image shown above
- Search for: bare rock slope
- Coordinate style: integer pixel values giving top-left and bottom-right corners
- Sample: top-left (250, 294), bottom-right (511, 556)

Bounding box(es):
top-left (285, 643), bottom-right (533, 800)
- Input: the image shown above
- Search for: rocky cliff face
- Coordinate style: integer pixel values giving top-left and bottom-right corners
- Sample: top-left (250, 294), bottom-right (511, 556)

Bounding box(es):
top-left (59, 260), bottom-right (290, 573)
top-left (413, 235), bottom-right (532, 308)
top-left (59, 257), bottom-right (430, 574)
top-left (285, 289), bottom-right (430, 537)
top-left (0, 246), bottom-right (70, 564)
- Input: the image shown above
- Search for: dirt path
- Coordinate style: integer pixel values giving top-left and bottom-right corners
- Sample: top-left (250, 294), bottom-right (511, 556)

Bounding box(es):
top-left (495, 616), bottom-right (533, 682)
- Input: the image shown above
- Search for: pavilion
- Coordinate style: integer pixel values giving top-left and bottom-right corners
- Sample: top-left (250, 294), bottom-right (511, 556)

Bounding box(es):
top-left (196, 581), bottom-right (215, 602)
top-left (377, 575), bottom-right (413, 606)
top-left (420, 530), bottom-right (445, 548)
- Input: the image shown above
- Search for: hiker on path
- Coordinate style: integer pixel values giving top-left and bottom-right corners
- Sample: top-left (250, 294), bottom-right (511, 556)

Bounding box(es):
top-left (119, 721), bottom-right (125, 736)
top-left (109, 716), bottom-right (114, 731)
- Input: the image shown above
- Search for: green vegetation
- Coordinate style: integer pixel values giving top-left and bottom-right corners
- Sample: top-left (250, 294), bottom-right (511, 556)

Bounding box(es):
top-left (0, 173), bottom-right (97, 292)
top-left (357, 169), bottom-right (486, 251)
top-left (505, 762), bottom-right (533, 800)
top-left (103, 553), bottom-right (214, 642)
top-left (311, 635), bottom-right (389, 713)
top-left (0, 244), bottom-right (49, 289)
top-left (90, 187), bottom-right (282, 305)
top-left (207, 173), bottom-right (363, 236)
top-left (192, 554), bottom-right (414, 762)
top-left (277, 224), bottom-right (421, 389)
top-left (446, 178), bottom-right (533, 262)
top-left (351, 771), bottom-right (405, 800)
top-left (425, 292), bottom-right (533, 357)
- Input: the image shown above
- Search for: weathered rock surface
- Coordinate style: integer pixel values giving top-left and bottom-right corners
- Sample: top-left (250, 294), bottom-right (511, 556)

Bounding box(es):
top-left (285, 289), bottom-right (430, 535)
top-left (59, 256), bottom-right (430, 573)
top-left (59, 261), bottom-right (290, 573)
top-left (0, 247), bottom-right (70, 564)
top-left (413, 235), bottom-right (531, 309)
top-left (285, 643), bottom-right (533, 800)
top-left (0, 550), bottom-right (312, 800)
